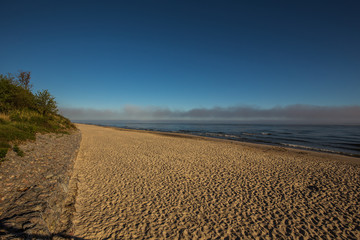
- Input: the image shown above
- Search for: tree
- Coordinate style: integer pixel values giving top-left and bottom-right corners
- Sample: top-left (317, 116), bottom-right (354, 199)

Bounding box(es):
top-left (17, 71), bottom-right (32, 90)
top-left (35, 89), bottom-right (58, 116)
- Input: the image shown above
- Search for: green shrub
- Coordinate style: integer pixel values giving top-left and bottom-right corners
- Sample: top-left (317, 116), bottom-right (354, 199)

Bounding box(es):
top-left (13, 145), bottom-right (24, 157)
top-left (35, 89), bottom-right (58, 115)
top-left (0, 148), bottom-right (8, 158)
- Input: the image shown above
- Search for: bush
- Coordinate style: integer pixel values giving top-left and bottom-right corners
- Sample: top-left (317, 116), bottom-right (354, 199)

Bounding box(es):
top-left (35, 89), bottom-right (58, 116)
top-left (13, 145), bottom-right (24, 157)
top-left (0, 148), bottom-right (8, 158)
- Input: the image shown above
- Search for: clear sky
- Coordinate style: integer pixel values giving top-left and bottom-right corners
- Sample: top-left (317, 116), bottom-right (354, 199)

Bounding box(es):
top-left (1, 0), bottom-right (360, 122)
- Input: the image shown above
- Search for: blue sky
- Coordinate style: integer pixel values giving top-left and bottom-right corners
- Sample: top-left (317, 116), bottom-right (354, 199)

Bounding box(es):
top-left (1, 0), bottom-right (360, 122)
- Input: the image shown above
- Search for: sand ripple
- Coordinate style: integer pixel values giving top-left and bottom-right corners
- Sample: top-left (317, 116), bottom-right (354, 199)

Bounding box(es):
top-left (72, 124), bottom-right (360, 239)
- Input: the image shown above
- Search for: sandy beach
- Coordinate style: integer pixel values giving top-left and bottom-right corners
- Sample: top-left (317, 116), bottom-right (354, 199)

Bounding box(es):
top-left (71, 124), bottom-right (360, 239)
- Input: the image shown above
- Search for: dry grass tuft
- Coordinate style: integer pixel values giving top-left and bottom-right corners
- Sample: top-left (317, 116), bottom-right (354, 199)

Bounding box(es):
top-left (0, 113), bottom-right (10, 122)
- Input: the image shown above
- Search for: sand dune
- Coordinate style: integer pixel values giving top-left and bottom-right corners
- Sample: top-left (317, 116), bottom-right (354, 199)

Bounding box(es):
top-left (71, 124), bottom-right (360, 239)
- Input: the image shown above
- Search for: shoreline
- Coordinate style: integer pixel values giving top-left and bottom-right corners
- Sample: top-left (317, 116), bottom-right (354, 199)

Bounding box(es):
top-left (80, 123), bottom-right (360, 163)
top-left (72, 124), bottom-right (360, 238)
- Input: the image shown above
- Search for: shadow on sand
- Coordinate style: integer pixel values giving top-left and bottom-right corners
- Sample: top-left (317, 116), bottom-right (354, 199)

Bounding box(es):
top-left (0, 219), bottom-right (86, 240)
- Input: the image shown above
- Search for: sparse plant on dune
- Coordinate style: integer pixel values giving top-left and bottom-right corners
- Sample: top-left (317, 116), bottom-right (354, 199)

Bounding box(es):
top-left (13, 145), bottom-right (24, 157)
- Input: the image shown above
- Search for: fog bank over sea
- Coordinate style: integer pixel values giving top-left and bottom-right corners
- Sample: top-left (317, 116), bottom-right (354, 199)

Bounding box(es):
top-left (61, 104), bottom-right (360, 125)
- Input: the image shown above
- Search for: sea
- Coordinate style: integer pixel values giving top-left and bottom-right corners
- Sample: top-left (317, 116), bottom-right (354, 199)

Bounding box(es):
top-left (76, 120), bottom-right (360, 158)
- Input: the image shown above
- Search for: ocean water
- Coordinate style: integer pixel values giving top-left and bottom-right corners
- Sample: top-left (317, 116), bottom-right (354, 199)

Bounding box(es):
top-left (76, 120), bottom-right (360, 158)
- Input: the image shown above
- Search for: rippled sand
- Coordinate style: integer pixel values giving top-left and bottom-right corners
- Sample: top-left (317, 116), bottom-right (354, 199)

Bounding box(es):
top-left (71, 124), bottom-right (360, 239)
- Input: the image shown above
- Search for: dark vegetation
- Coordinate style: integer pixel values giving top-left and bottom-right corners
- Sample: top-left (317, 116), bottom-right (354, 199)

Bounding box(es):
top-left (0, 71), bottom-right (75, 160)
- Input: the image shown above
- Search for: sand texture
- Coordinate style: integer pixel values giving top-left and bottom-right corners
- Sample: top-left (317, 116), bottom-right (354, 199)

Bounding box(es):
top-left (72, 124), bottom-right (360, 239)
top-left (0, 131), bottom-right (81, 239)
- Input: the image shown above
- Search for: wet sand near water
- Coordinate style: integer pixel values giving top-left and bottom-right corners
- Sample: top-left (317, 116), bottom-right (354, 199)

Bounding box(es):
top-left (72, 124), bottom-right (360, 239)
